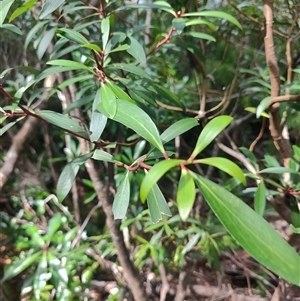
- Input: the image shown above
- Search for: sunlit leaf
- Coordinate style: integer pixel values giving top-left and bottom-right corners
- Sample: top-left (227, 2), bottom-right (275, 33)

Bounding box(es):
top-left (147, 183), bottom-right (172, 223)
top-left (140, 159), bottom-right (184, 202)
top-left (195, 157), bottom-right (246, 185)
top-left (177, 168), bottom-right (195, 221)
top-left (90, 89), bottom-right (107, 142)
top-left (0, 0), bottom-right (14, 26)
top-left (100, 99), bottom-right (165, 153)
top-left (9, 0), bottom-right (37, 22)
top-left (113, 172), bottom-right (130, 219)
top-left (39, 0), bottom-right (65, 19)
top-left (2, 251), bottom-right (42, 282)
top-left (98, 82), bottom-right (117, 118)
top-left (101, 17), bottom-right (110, 50)
top-left (192, 173), bottom-right (300, 286)
top-left (160, 118), bottom-right (199, 144)
top-left (254, 181), bottom-right (266, 216)
top-left (46, 213), bottom-right (63, 242)
top-left (183, 11), bottom-right (242, 30)
top-left (190, 115), bottom-right (233, 160)
top-left (256, 96), bottom-right (270, 118)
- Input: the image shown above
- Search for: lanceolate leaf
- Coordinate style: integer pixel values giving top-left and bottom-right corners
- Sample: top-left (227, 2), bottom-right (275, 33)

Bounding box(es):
top-left (57, 28), bottom-right (89, 44)
top-left (192, 173), bottom-right (300, 286)
top-left (195, 157), bottom-right (246, 185)
top-left (2, 251), bottom-right (42, 282)
top-left (147, 183), bottom-right (172, 223)
top-left (126, 36), bottom-right (147, 67)
top-left (190, 115), bottom-right (233, 160)
top-left (183, 11), bottom-right (242, 30)
top-left (47, 59), bottom-right (91, 72)
top-left (57, 153), bottom-right (92, 202)
top-left (98, 83), bottom-right (117, 118)
top-left (113, 172), bottom-right (130, 219)
top-left (92, 149), bottom-right (120, 163)
top-left (37, 110), bottom-right (89, 139)
top-left (100, 99), bottom-right (165, 153)
top-left (0, 0), bottom-right (14, 26)
top-left (101, 17), bottom-right (110, 50)
top-left (160, 118), bottom-right (199, 144)
top-left (140, 159), bottom-right (184, 202)
top-left (90, 89), bottom-right (107, 142)
top-left (177, 168), bottom-right (195, 221)
top-left (0, 24), bottom-right (22, 35)
top-left (254, 181), bottom-right (266, 216)
top-left (39, 0), bottom-right (65, 19)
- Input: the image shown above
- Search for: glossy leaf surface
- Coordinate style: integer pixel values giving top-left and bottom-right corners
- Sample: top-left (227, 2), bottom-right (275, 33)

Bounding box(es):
top-left (192, 173), bottom-right (300, 286)
top-left (113, 172), bottom-right (130, 219)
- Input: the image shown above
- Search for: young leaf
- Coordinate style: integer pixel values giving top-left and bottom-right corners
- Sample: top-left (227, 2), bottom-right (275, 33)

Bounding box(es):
top-left (46, 214), bottom-right (63, 242)
top-left (256, 96), bottom-right (270, 118)
top-left (98, 83), bottom-right (117, 118)
top-left (195, 157), bottom-right (246, 185)
top-left (177, 168), bottom-right (196, 221)
top-left (254, 181), bottom-right (266, 216)
top-left (33, 253), bottom-right (48, 300)
top-left (192, 172), bottom-right (300, 286)
top-left (140, 159), bottom-right (184, 202)
top-left (113, 172), bottom-right (130, 219)
top-left (90, 89), bottom-right (107, 142)
top-left (100, 99), bottom-right (165, 153)
top-left (39, 0), bottom-right (65, 19)
top-left (147, 183), bottom-right (172, 223)
top-left (190, 115), bottom-right (233, 160)
top-left (160, 118), bottom-right (199, 144)
top-left (9, 0), bottom-right (37, 22)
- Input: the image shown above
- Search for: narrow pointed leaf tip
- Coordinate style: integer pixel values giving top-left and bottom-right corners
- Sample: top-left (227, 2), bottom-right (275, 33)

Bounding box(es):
top-left (191, 115), bottom-right (233, 159)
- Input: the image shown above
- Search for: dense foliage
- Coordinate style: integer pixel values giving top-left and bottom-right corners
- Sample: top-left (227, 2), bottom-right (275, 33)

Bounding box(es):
top-left (0, 0), bottom-right (299, 300)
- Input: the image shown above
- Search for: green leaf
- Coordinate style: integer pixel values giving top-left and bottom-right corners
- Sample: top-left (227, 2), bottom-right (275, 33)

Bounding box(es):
top-left (82, 43), bottom-right (102, 52)
top-left (126, 36), bottom-right (147, 67)
top-left (108, 63), bottom-right (151, 79)
top-left (147, 183), bottom-right (172, 223)
top-left (107, 81), bottom-right (135, 103)
top-left (140, 159), bottom-right (184, 202)
top-left (0, 117), bottom-right (24, 136)
top-left (33, 253), bottom-right (49, 299)
top-left (254, 181), bottom-right (266, 216)
top-left (56, 153), bottom-right (92, 202)
top-left (101, 17), bottom-right (110, 50)
top-left (47, 59), bottom-right (91, 72)
top-left (37, 28), bottom-right (56, 59)
top-left (259, 167), bottom-right (296, 174)
top-left (57, 28), bottom-right (89, 44)
top-left (192, 173), bottom-right (300, 286)
top-left (39, 0), bottom-right (65, 19)
top-left (0, 23), bottom-right (22, 35)
top-left (172, 18), bottom-right (186, 34)
top-left (185, 19), bottom-right (216, 30)
top-left (256, 96), bottom-right (270, 118)
top-left (184, 32), bottom-right (216, 42)
top-left (113, 172), bottom-right (130, 219)
top-left (196, 157), bottom-right (246, 185)
top-left (2, 251), bottom-right (42, 282)
top-left (117, 1), bottom-right (175, 15)
top-left (245, 107), bottom-right (269, 118)
top-left (90, 89), bottom-right (107, 142)
top-left (177, 168), bottom-right (195, 221)
top-left (92, 149), bottom-right (119, 163)
top-left (57, 163), bottom-right (80, 202)
top-left (9, 0), bottom-right (37, 22)
top-left (161, 118), bottom-right (199, 144)
top-left (36, 110), bottom-right (89, 139)
top-left (183, 11), bottom-right (242, 30)
top-left (46, 213), bottom-right (63, 242)
top-left (190, 115), bottom-right (233, 160)
top-left (0, 0), bottom-right (14, 26)
top-left (100, 99), bottom-right (165, 153)
top-left (98, 83), bottom-right (117, 118)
